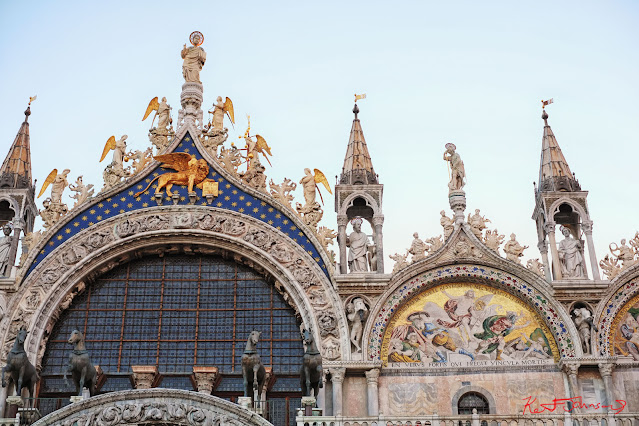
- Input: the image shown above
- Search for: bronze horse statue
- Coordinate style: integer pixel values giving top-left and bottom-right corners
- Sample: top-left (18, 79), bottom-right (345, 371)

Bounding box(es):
top-left (64, 330), bottom-right (97, 396)
top-left (300, 328), bottom-right (323, 398)
top-left (241, 330), bottom-right (266, 405)
top-left (1, 328), bottom-right (38, 401)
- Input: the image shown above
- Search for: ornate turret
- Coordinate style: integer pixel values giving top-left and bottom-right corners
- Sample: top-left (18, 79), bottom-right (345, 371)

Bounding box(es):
top-left (532, 108), bottom-right (600, 282)
top-left (335, 101), bottom-right (385, 274)
top-left (0, 103), bottom-right (38, 277)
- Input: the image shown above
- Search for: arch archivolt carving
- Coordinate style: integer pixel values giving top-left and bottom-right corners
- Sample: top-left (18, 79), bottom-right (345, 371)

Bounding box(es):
top-left (1, 206), bottom-right (348, 366)
top-left (364, 263), bottom-right (580, 361)
top-left (32, 388), bottom-right (273, 426)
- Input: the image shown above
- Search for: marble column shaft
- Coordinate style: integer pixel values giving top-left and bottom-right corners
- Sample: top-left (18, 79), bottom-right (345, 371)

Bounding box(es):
top-left (365, 368), bottom-right (380, 416)
top-left (373, 216), bottom-right (384, 274)
top-left (583, 222), bottom-right (601, 280)
top-left (337, 216), bottom-right (348, 274)
top-left (547, 223), bottom-right (562, 280)
top-left (331, 368), bottom-right (345, 416)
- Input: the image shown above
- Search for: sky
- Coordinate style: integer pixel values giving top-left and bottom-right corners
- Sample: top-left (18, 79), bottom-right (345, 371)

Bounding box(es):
top-left (0, 1), bottom-right (638, 275)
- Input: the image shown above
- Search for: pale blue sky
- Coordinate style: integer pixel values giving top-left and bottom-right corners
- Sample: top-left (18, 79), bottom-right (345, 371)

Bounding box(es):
top-left (1, 1), bottom-right (638, 273)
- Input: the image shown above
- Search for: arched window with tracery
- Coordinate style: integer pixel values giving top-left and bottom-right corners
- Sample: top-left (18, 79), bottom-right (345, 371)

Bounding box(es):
top-left (38, 254), bottom-right (303, 425)
top-left (457, 391), bottom-right (490, 415)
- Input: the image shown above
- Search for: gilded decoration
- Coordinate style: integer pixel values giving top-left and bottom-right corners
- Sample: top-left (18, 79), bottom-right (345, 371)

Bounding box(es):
top-left (610, 291), bottom-right (639, 360)
top-left (369, 265), bottom-right (575, 362)
top-left (381, 283), bottom-right (557, 366)
top-left (24, 133), bottom-right (328, 279)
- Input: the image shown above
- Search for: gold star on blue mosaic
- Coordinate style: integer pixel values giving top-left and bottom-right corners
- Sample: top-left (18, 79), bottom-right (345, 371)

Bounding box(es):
top-left (27, 132), bottom-right (328, 278)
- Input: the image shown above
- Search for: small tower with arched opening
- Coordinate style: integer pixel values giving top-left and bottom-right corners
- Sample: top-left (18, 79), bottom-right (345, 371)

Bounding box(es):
top-left (532, 108), bottom-right (600, 283)
top-left (334, 102), bottom-right (385, 274)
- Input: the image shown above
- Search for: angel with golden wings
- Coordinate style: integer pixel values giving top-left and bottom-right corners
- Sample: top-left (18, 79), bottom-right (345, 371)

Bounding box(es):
top-left (38, 169), bottom-right (71, 204)
top-left (210, 96), bottom-right (235, 131)
top-left (300, 168), bottom-right (332, 208)
top-left (100, 135), bottom-right (128, 170)
top-left (143, 97), bottom-right (172, 130)
top-left (241, 117), bottom-right (272, 170)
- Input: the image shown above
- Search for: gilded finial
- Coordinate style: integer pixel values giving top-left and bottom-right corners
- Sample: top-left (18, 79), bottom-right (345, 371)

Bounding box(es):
top-left (541, 98), bottom-right (553, 109)
top-left (28, 95), bottom-right (37, 105)
top-left (354, 93), bottom-right (366, 103)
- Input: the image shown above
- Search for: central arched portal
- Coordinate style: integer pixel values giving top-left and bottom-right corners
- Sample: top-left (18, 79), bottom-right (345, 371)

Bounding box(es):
top-left (38, 254), bottom-right (303, 425)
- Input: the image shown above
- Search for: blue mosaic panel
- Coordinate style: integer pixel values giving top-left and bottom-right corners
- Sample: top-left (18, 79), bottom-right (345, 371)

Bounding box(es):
top-left (28, 132), bottom-right (328, 278)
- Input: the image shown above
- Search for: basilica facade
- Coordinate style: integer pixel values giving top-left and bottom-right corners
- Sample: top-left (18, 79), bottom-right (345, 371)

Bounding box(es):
top-left (1, 35), bottom-right (639, 426)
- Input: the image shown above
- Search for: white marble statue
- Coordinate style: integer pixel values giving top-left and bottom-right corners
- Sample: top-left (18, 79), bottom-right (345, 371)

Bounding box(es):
top-left (610, 239), bottom-right (637, 270)
top-left (346, 297), bottom-right (368, 353)
top-left (573, 308), bottom-right (597, 354)
top-left (526, 258), bottom-right (545, 277)
top-left (389, 252), bottom-right (409, 274)
top-left (211, 96), bottom-right (226, 130)
top-left (0, 224), bottom-right (14, 276)
top-left (346, 218), bottom-right (369, 273)
top-left (484, 229), bottom-right (505, 253)
top-left (440, 210), bottom-right (454, 240)
top-left (558, 227), bottom-right (586, 278)
top-left (69, 176), bottom-right (95, 208)
top-left (51, 169), bottom-right (71, 204)
top-left (300, 168), bottom-right (318, 208)
top-left (157, 97), bottom-right (171, 130)
top-left (181, 33), bottom-right (206, 83)
top-left (443, 143), bottom-right (465, 191)
top-left (408, 232), bottom-right (428, 263)
top-left (468, 209), bottom-right (490, 239)
top-left (503, 233), bottom-right (528, 264)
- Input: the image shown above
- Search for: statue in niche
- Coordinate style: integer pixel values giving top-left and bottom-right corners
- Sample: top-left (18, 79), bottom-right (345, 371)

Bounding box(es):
top-left (408, 232), bottom-right (428, 263)
top-left (572, 307), bottom-right (598, 354)
top-left (0, 224), bottom-right (14, 276)
top-left (443, 143), bottom-right (465, 191)
top-left (440, 210), bottom-right (454, 240)
top-left (558, 227), bottom-right (586, 278)
top-left (346, 298), bottom-right (368, 353)
top-left (181, 31), bottom-right (206, 83)
top-left (503, 233), bottom-right (528, 264)
top-left (346, 217), bottom-right (369, 272)
top-left (468, 209), bottom-right (491, 239)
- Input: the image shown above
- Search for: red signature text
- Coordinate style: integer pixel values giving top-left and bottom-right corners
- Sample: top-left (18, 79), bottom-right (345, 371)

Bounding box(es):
top-left (523, 396), bottom-right (627, 415)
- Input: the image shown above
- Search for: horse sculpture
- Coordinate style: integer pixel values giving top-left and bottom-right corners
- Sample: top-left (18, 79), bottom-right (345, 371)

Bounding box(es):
top-left (1, 328), bottom-right (38, 401)
top-left (64, 330), bottom-right (97, 396)
top-left (241, 330), bottom-right (266, 406)
top-left (300, 328), bottom-right (323, 398)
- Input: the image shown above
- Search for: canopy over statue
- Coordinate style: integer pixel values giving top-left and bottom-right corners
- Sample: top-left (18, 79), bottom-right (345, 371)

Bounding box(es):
top-left (181, 31), bottom-right (206, 83)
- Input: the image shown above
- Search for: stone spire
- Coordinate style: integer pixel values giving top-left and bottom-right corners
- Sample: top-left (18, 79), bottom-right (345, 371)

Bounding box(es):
top-left (339, 103), bottom-right (378, 185)
top-left (0, 106), bottom-right (33, 189)
top-left (537, 110), bottom-right (580, 193)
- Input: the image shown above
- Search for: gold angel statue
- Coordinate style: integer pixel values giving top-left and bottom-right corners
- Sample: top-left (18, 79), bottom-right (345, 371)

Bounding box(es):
top-left (240, 116), bottom-right (272, 169)
top-left (100, 135), bottom-right (128, 169)
top-left (134, 153), bottom-right (213, 197)
top-left (209, 96), bottom-right (235, 131)
top-left (300, 168), bottom-right (332, 207)
top-left (38, 169), bottom-right (70, 203)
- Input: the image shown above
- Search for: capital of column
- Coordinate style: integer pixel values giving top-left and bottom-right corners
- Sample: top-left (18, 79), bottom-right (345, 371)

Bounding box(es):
top-left (331, 367), bottom-right (346, 383)
top-left (372, 215), bottom-right (384, 227)
top-left (337, 215), bottom-right (349, 227)
top-left (544, 222), bottom-right (556, 235)
top-left (365, 368), bottom-right (380, 385)
top-left (582, 221), bottom-right (593, 234)
top-left (537, 240), bottom-right (548, 253)
top-left (131, 365), bottom-right (159, 389)
top-left (561, 362), bottom-right (580, 377)
top-left (598, 362), bottom-right (614, 377)
top-left (192, 366), bottom-right (219, 394)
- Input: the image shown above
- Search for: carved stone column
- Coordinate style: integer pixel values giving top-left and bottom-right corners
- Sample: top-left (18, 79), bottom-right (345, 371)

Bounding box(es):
top-left (365, 368), bottom-right (380, 416)
top-left (337, 215), bottom-right (348, 274)
top-left (316, 370), bottom-right (327, 412)
top-left (561, 362), bottom-right (580, 413)
top-left (261, 367), bottom-right (273, 411)
top-left (582, 221), bottom-right (601, 280)
top-left (546, 222), bottom-right (562, 280)
top-left (7, 218), bottom-right (24, 277)
top-left (331, 368), bottom-right (345, 416)
top-left (538, 240), bottom-right (552, 282)
top-left (372, 215), bottom-right (384, 274)
top-left (131, 365), bottom-right (159, 389)
top-left (0, 384), bottom-right (8, 417)
top-left (598, 362), bottom-right (614, 410)
top-left (192, 366), bottom-right (219, 394)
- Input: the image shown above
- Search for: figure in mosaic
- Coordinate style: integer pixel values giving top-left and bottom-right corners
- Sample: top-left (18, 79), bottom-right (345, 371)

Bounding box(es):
top-left (474, 311), bottom-right (530, 360)
top-left (0, 224), bottom-right (13, 276)
top-left (346, 218), bottom-right (369, 272)
top-left (443, 143), bottom-right (465, 191)
top-left (181, 31), bottom-right (206, 83)
top-left (558, 227), bottom-right (586, 278)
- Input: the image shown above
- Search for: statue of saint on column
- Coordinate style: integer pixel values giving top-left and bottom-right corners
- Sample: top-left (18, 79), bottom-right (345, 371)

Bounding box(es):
top-left (181, 31), bottom-right (206, 83)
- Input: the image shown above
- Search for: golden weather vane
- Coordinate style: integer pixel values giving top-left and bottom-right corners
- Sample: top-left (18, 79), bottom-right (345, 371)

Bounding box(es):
top-left (541, 98), bottom-right (553, 109)
top-left (29, 95), bottom-right (37, 105)
top-left (354, 93), bottom-right (366, 103)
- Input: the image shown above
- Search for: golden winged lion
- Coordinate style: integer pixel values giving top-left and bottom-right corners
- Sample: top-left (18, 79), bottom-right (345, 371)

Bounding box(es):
top-left (134, 153), bottom-right (213, 197)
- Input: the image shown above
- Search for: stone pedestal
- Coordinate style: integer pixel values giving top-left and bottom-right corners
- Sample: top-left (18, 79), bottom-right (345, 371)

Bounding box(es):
top-left (238, 396), bottom-right (252, 411)
top-left (448, 190), bottom-right (466, 225)
top-left (131, 365), bottom-right (159, 389)
top-left (6, 396), bottom-right (24, 407)
top-left (192, 366), bottom-right (219, 395)
top-left (178, 82), bottom-right (204, 129)
top-left (301, 396), bottom-right (316, 416)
